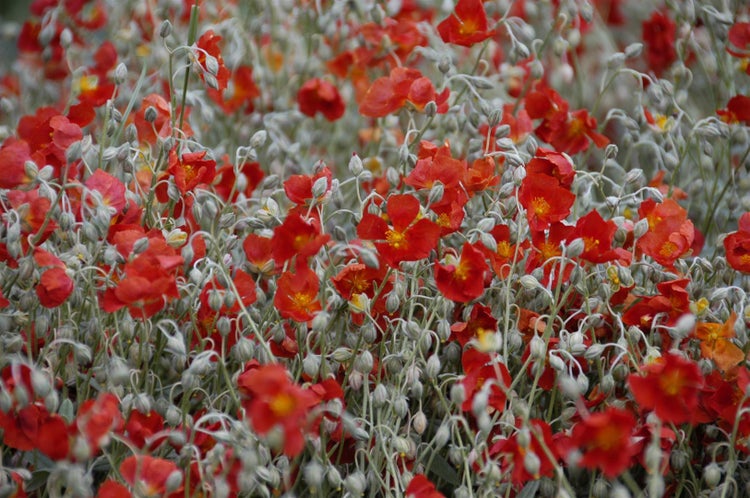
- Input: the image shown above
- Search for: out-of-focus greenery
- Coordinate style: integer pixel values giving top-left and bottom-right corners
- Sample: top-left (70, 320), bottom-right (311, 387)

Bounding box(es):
top-left (0, 0), bottom-right (31, 21)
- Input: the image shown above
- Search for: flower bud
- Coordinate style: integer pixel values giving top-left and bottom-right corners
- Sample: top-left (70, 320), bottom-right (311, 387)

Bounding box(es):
top-left (160, 20), bottom-right (173, 38)
top-left (412, 410), bottom-right (427, 435)
top-left (703, 462), bottom-right (721, 489)
top-left (633, 218), bottom-right (649, 239)
top-left (523, 451), bottom-right (541, 477)
top-left (566, 238), bottom-right (585, 258)
top-left (425, 355), bottom-right (441, 379)
top-left (372, 384), bottom-right (388, 407)
top-left (529, 335), bottom-right (546, 359)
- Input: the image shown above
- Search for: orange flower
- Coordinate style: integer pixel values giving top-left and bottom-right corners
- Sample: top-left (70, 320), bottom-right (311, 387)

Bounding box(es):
top-left (695, 312), bottom-right (745, 372)
top-left (274, 265), bottom-right (322, 322)
top-left (359, 67), bottom-right (449, 117)
top-left (207, 65), bottom-right (261, 114)
top-left (628, 352), bottom-right (705, 425)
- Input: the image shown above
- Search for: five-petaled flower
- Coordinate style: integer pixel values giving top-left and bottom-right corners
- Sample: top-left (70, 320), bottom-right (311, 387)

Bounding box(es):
top-left (238, 363), bottom-right (320, 457)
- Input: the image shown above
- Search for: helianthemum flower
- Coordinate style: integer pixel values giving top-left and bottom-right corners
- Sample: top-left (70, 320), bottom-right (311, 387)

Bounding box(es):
top-left (436, 0), bottom-right (494, 47)
top-left (274, 265), bottom-right (322, 322)
top-left (628, 352), bottom-right (705, 425)
top-left (570, 406), bottom-right (637, 478)
top-left (434, 242), bottom-right (489, 302)
top-left (694, 312), bottom-right (745, 373)
top-left (297, 77), bottom-right (345, 121)
top-left (724, 212), bottom-right (750, 272)
top-left (356, 193), bottom-right (441, 267)
top-left (238, 363), bottom-right (320, 457)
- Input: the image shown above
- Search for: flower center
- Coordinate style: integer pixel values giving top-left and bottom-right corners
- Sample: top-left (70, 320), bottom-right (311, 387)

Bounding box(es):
top-left (385, 229), bottom-right (406, 249)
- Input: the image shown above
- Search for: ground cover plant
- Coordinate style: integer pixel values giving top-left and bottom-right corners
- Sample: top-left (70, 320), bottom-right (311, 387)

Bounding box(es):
top-left (1, 0), bottom-right (750, 496)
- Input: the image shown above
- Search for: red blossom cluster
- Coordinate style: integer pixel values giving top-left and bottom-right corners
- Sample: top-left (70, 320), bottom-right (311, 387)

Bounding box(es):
top-left (1, 0), bottom-right (750, 496)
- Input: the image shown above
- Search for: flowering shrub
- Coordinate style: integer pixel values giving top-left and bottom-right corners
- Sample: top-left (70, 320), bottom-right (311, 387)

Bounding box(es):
top-left (2, 1), bottom-right (750, 497)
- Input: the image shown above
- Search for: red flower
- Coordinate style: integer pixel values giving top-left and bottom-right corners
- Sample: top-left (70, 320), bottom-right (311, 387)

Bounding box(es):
top-left (96, 480), bottom-right (131, 498)
top-left (490, 419), bottom-right (558, 485)
top-left (167, 148), bottom-right (217, 195)
top-left (525, 148), bottom-right (576, 188)
top-left (17, 108), bottom-right (82, 175)
top-left (0, 138), bottom-right (34, 189)
top-left (727, 22), bottom-right (750, 63)
top-left (76, 392), bottom-right (124, 454)
top-left (437, 0), bottom-right (494, 47)
top-left (331, 262), bottom-right (392, 318)
top-left (271, 213), bottom-right (331, 265)
top-left (405, 145), bottom-right (466, 191)
top-left (460, 349), bottom-right (511, 413)
top-left (195, 30), bottom-right (230, 91)
top-left (0, 403), bottom-right (68, 457)
top-left (120, 455), bottom-right (182, 498)
top-left (450, 304), bottom-right (497, 347)
top-left (628, 352), bottom-right (705, 425)
top-left (36, 267), bottom-right (74, 308)
top-left (622, 278), bottom-right (691, 331)
top-left (298, 78), bottom-right (345, 121)
top-left (274, 265), bottom-right (322, 322)
top-left (570, 210), bottom-right (631, 265)
top-left (481, 224), bottom-right (525, 279)
top-left (100, 233), bottom-right (183, 319)
top-left (125, 409), bottom-right (166, 449)
top-left (243, 233), bottom-right (274, 274)
top-left (84, 169), bottom-right (127, 215)
top-left (570, 406), bottom-right (637, 478)
top-left (356, 194), bottom-right (442, 267)
top-left (642, 11), bottom-right (677, 76)
top-left (238, 363), bottom-right (320, 456)
top-left (359, 67), bottom-right (449, 117)
top-left (405, 474), bottom-right (445, 498)
top-left (636, 198), bottom-right (695, 268)
top-left (284, 165), bottom-right (333, 205)
top-left (718, 94), bottom-right (750, 125)
top-left (552, 109), bottom-right (610, 155)
top-left (518, 173), bottom-right (576, 232)
top-left (724, 212), bottom-right (750, 272)
top-left (6, 189), bottom-right (58, 243)
top-left (525, 87), bottom-right (608, 154)
top-left (435, 242), bottom-right (488, 302)
top-left (463, 156), bottom-right (500, 194)
top-left (214, 157), bottom-right (264, 202)
top-left (133, 93), bottom-right (193, 145)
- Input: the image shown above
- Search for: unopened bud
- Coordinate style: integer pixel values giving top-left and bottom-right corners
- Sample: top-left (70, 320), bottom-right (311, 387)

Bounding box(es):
top-left (160, 20), bottom-right (173, 38)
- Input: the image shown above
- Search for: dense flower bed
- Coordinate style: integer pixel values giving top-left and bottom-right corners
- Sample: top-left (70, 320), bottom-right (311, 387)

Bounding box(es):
top-left (1, 0), bottom-right (750, 496)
